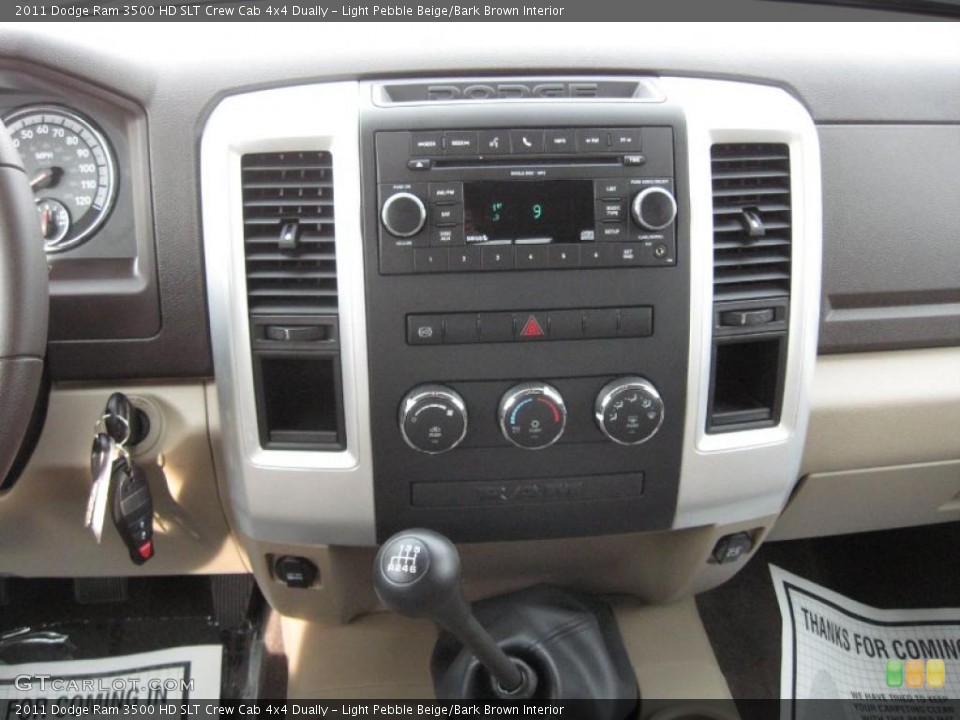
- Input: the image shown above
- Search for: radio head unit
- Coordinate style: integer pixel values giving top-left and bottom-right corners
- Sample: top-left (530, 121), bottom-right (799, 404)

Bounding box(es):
top-left (375, 127), bottom-right (676, 275)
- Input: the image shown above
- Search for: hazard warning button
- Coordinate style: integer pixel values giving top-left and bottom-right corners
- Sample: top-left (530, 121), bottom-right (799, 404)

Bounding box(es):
top-left (518, 313), bottom-right (548, 341)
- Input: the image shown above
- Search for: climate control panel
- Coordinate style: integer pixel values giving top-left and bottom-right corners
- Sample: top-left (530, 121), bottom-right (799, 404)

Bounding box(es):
top-left (398, 377), bottom-right (664, 454)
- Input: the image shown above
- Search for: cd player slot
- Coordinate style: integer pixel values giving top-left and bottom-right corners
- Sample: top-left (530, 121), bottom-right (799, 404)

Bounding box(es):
top-left (431, 157), bottom-right (623, 169)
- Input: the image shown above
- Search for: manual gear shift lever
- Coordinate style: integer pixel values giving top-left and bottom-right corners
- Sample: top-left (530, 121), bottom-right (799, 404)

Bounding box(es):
top-left (373, 528), bottom-right (534, 697)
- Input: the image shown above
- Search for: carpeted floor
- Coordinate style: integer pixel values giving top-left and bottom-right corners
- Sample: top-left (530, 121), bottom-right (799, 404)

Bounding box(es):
top-left (696, 521), bottom-right (960, 711)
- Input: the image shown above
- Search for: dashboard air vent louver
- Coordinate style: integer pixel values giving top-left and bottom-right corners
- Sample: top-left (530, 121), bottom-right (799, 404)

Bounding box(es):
top-left (241, 151), bottom-right (337, 314)
top-left (711, 143), bottom-right (792, 301)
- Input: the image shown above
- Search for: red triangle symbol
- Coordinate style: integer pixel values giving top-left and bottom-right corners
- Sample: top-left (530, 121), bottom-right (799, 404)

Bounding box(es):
top-left (520, 315), bottom-right (545, 338)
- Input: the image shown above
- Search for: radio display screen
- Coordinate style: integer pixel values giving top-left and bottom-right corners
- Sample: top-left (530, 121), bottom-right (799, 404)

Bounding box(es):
top-left (463, 180), bottom-right (595, 244)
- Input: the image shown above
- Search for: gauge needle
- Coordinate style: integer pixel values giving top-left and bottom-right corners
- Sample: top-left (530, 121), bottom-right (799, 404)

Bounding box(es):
top-left (30, 166), bottom-right (62, 190)
top-left (39, 207), bottom-right (51, 238)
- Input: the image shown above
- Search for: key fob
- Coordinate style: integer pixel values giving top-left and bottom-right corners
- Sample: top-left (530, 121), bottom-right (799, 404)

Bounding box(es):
top-left (111, 460), bottom-right (154, 565)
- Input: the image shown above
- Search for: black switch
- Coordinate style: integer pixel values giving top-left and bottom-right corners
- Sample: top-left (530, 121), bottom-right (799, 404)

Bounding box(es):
top-left (265, 325), bottom-right (328, 342)
top-left (407, 315), bottom-right (443, 345)
top-left (711, 533), bottom-right (754, 564)
top-left (275, 556), bottom-right (319, 588)
top-left (720, 308), bottom-right (776, 328)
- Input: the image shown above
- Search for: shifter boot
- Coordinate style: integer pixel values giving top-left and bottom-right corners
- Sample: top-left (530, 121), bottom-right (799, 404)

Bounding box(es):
top-left (431, 584), bottom-right (639, 713)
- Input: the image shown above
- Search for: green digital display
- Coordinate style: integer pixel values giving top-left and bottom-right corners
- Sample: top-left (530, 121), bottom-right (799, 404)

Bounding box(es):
top-left (464, 180), bottom-right (594, 243)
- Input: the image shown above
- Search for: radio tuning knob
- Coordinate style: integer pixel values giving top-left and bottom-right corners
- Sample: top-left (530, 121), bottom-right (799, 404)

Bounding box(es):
top-left (498, 382), bottom-right (567, 450)
top-left (631, 187), bottom-right (677, 231)
top-left (381, 192), bottom-right (427, 238)
top-left (595, 376), bottom-right (664, 446)
top-left (399, 385), bottom-right (468, 455)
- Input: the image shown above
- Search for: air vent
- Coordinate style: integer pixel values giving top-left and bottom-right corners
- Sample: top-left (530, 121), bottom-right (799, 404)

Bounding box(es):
top-left (241, 151), bottom-right (337, 315)
top-left (711, 143), bottom-right (792, 301)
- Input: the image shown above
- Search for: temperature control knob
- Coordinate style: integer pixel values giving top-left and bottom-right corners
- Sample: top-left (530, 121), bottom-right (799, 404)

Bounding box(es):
top-left (595, 377), bottom-right (664, 446)
top-left (631, 187), bottom-right (677, 231)
top-left (498, 382), bottom-right (567, 450)
top-left (399, 385), bottom-right (468, 454)
top-left (381, 192), bottom-right (427, 238)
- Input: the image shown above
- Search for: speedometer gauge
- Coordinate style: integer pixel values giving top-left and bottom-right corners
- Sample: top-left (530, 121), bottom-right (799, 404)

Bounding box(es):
top-left (4, 105), bottom-right (117, 253)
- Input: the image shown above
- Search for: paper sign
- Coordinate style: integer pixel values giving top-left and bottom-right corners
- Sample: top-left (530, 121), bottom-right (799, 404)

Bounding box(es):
top-left (772, 565), bottom-right (960, 718)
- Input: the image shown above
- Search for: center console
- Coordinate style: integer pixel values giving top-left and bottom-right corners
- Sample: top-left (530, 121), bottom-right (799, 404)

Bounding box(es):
top-left (361, 95), bottom-right (690, 542)
top-left (201, 76), bottom-right (821, 610)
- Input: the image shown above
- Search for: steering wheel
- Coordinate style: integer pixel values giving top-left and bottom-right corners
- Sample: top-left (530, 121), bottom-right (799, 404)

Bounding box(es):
top-left (0, 120), bottom-right (49, 483)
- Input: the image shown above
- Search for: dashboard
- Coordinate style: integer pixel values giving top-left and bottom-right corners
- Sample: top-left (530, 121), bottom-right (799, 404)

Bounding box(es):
top-left (0, 24), bottom-right (958, 623)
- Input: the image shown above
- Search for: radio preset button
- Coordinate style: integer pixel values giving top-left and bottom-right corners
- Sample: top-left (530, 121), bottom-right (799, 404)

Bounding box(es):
top-left (581, 245), bottom-right (606, 267)
top-left (481, 245), bottom-right (515, 271)
top-left (448, 247), bottom-right (481, 272)
top-left (549, 244), bottom-right (580, 269)
top-left (545, 129), bottom-right (576, 153)
top-left (576, 129), bottom-right (608, 152)
top-left (444, 131), bottom-right (478, 155)
top-left (414, 248), bottom-right (448, 273)
top-left (515, 245), bottom-right (550, 269)
top-left (479, 130), bottom-right (510, 154)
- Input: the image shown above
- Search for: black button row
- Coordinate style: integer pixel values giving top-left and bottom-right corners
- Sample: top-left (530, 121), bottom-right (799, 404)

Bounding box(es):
top-left (411, 128), bottom-right (641, 157)
top-left (407, 307), bottom-right (653, 345)
top-left (412, 242), bottom-right (672, 273)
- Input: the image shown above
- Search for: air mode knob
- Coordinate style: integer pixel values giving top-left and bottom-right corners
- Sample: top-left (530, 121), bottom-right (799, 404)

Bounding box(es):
top-left (595, 376), bottom-right (664, 445)
top-left (631, 187), bottom-right (677, 231)
top-left (498, 382), bottom-right (567, 450)
top-left (399, 385), bottom-right (468, 454)
top-left (381, 192), bottom-right (427, 237)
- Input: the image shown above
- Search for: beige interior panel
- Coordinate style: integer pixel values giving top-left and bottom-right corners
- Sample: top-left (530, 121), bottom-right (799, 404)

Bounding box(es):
top-left (0, 383), bottom-right (247, 576)
top-left (769, 460), bottom-right (960, 541)
top-left (242, 516), bottom-right (776, 625)
top-left (802, 348), bottom-right (960, 476)
top-left (282, 597), bottom-right (735, 708)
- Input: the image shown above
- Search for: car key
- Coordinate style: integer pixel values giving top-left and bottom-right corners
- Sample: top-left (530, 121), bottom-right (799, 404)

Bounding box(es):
top-left (85, 432), bottom-right (122, 543)
top-left (111, 457), bottom-right (155, 565)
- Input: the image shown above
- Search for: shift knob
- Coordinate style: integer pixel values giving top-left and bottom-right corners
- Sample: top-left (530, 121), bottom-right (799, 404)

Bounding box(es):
top-left (374, 528), bottom-right (531, 696)
top-left (374, 528), bottom-right (470, 628)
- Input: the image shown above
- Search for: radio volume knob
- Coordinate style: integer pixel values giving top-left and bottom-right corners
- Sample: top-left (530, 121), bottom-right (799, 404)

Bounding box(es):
top-left (399, 385), bottom-right (468, 454)
top-left (631, 187), bottom-right (677, 231)
top-left (499, 382), bottom-right (567, 450)
top-left (381, 192), bottom-right (427, 238)
top-left (595, 377), bottom-right (664, 445)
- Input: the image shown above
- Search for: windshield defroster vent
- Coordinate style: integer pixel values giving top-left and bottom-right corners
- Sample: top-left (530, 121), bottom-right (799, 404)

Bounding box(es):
top-left (241, 151), bottom-right (337, 315)
top-left (711, 143), bottom-right (792, 302)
